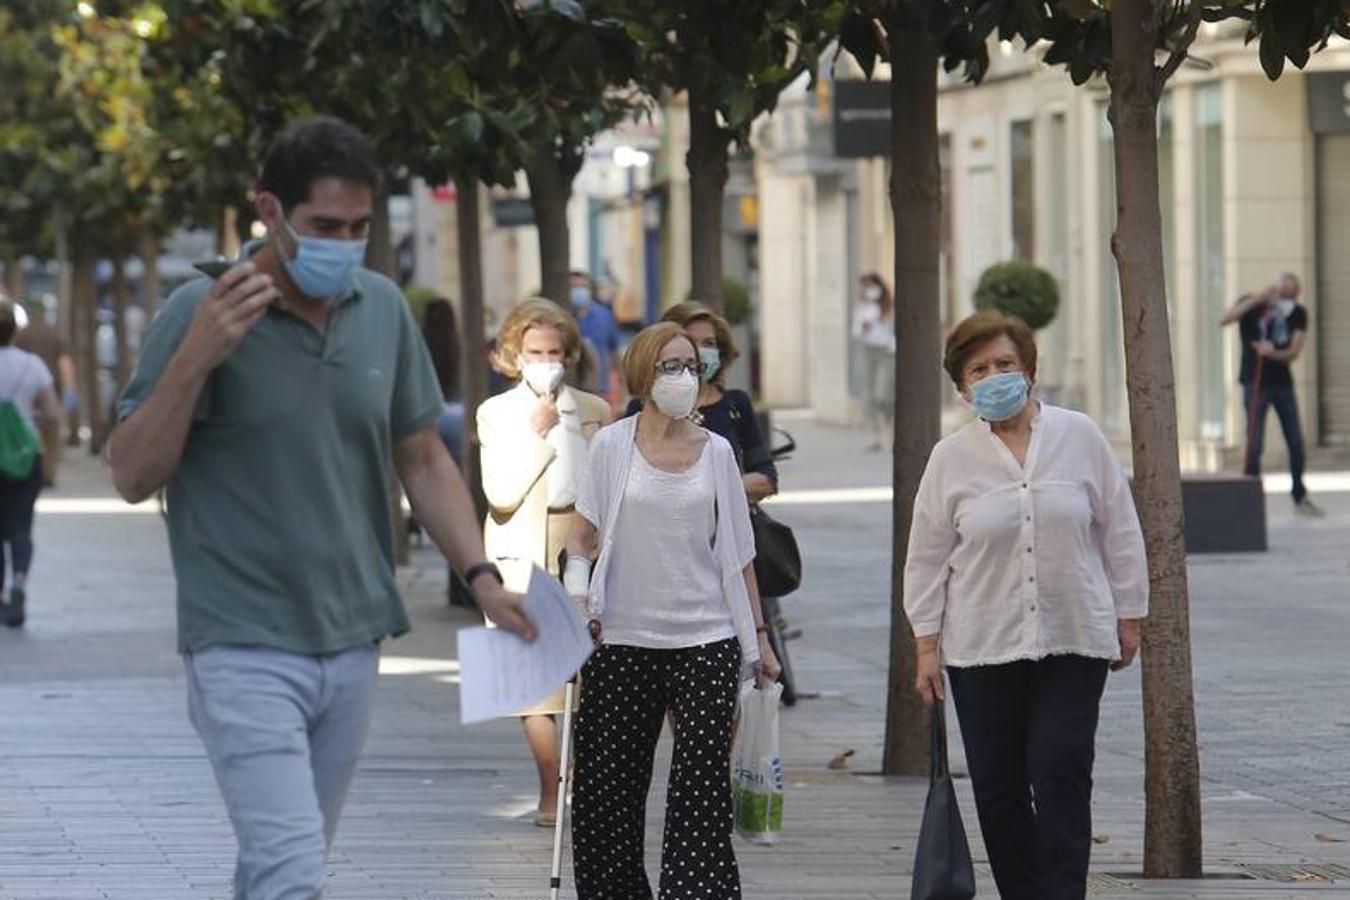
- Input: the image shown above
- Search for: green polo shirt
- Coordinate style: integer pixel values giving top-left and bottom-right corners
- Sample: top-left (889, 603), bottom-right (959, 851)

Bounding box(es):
top-left (118, 269), bottom-right (444, 655)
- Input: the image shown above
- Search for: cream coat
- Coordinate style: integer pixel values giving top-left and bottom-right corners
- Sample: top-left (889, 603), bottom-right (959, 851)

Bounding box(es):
top-left (478, 382), bottom-right (610, 593)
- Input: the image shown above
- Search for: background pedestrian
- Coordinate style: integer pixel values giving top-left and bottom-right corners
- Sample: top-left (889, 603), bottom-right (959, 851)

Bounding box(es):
top-left (852, 272), bottom-right (895, 451)
top-left (0, 300), bottom-right (60, 628)
top-left (477, 297), bottom-right (610, 827)
top-left (1220, 273), bottom-right (1323, 516)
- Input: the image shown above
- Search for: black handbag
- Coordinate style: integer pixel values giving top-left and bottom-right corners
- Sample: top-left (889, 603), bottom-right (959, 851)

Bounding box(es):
top-left (750, 505), bottom-right (801, 598)
top-left (911, 703), bottom-right (977, 900)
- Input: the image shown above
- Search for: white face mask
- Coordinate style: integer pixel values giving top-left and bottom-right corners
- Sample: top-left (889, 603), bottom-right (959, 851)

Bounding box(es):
top-left (1275, 298), bottom-right (1296, 318)
top-left (521, 360), bottom-right (565, 395)
top-left (863, 285), bottom-right (882, 304)
top-left (650, 371), bottom-right (699, 419)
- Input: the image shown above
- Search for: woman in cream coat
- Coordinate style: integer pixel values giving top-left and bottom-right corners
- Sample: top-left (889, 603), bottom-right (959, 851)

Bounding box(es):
top-left (477, 298), bottom-right (610, 827)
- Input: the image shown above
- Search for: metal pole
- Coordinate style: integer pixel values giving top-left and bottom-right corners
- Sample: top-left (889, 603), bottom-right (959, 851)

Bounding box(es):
top-left (549, 679), bottom-right (577, 899)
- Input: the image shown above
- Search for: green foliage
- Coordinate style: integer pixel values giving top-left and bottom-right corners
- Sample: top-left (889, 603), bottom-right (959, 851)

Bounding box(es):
top-left (974, 261), bottom-right (1060, 331)
top-left (722, 278), bottom-right (752, 326)
top-left (685, 277), bottom-right (752, 325)
top-left (836, 2), bottom-right (1349, 95)
top-left (150, 0), bottom-right (642, 195)
top-left (834, 1), bottom-right (999, 87)
top-left (966, 1), bottom-right (1350, 88)
top-left (403, 284), bottom-right (443, 326)
top-left (0, 1), bottom-right (173, 254)
top-left (611, 0), bottom-right (840, 149)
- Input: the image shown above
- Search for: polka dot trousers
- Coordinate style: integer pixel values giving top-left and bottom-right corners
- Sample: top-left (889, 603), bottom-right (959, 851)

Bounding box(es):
top-left (571, 638), bottom-right (741, 900)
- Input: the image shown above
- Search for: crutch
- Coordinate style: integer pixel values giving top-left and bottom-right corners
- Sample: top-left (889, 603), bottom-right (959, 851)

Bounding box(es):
top-left (549, 677), bottom-right (578, 899)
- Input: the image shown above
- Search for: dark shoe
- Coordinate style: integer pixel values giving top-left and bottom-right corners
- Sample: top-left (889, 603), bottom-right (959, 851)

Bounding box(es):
top-left (3, 587), bottom-right (25, 628)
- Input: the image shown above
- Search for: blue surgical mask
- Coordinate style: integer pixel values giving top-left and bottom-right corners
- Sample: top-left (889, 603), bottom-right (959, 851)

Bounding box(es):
top-left (569, 285), bottom-right (591, 309)
top-left (698, 346), bottom-right (721, 382)
top-left (968, 371), bottom-right (1029, 422)
top-left (282, 218), bottom-right (366, 300)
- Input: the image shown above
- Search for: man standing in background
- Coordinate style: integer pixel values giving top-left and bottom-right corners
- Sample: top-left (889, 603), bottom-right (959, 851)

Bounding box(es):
top-left (1220, 272), bottom-right (1324, 517)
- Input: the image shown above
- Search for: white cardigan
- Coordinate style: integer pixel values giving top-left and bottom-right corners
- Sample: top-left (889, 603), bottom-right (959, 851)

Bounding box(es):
top-left (576, 416), bottom-right (761, 682)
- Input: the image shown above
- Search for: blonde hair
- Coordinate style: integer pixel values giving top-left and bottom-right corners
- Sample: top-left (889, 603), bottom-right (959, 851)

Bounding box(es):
top-left (492, 298), bottom-right (582, 379)
top-left (660, 301), bottom-right (739, 383)
top-left (622, 322), bottom-right (698, 398)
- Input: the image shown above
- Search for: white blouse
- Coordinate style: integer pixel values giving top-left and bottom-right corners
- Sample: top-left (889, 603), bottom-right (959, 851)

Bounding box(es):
top-left (576, 416), bottom-right (761, 682)
top-left (903, 404), bottom-right (1149, 668)
top-left (602, 444), bottom-right (735, 649)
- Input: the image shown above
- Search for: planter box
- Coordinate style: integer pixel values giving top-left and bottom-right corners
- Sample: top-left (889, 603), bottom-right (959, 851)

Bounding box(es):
top-left (1180, 475), bottom-right (1267, 554)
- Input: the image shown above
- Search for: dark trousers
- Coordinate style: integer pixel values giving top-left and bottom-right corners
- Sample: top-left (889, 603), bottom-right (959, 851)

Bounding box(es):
top-left (1243, 383), bottom-right (1307, 501)
top-left (572, 638), bottom-right (741, 900)
top-left (947, 655), bottom-right (1109, 900)
top-left (0, 456), bottom-right (43, 592)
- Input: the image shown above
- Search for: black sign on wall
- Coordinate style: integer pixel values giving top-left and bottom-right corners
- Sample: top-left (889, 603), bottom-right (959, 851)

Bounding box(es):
top-left (1308, 72), bottom-right (1350, 134)
top-left (492, 196), bottom-right (536, 227)
top-left (833, 80), bottom-right (892, 158)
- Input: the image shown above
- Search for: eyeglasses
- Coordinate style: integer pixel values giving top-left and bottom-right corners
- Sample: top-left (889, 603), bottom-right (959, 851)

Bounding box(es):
top-left (653, 359), bottom-right (706, 377)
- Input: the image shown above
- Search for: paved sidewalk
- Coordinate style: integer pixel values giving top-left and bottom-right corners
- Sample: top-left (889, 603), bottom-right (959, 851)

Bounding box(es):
top-left (1, 426), bottom-right (1349, 898)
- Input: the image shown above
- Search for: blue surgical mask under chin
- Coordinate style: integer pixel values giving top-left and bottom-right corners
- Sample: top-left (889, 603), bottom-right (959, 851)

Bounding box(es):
top-left (283, 218), bottom-right (366, 300)
top-left (969, 371), bottom-right (1030, 422)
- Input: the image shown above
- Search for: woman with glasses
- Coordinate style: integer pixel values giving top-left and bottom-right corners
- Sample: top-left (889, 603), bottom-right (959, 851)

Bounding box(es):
top-left (563, 321), bottom-right (781, 899)
top-left (626, 302), bottom-right (776, 503)
top-left (477, 299), bottom-right (610, 827)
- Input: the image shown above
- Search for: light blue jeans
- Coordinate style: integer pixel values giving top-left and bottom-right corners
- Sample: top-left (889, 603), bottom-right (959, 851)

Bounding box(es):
top-left (185, 643), bottom-right (379, 900)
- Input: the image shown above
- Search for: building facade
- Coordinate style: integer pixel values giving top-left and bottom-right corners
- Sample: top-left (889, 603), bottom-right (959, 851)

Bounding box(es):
top-left (756, 32), bottom-right (1350, 470)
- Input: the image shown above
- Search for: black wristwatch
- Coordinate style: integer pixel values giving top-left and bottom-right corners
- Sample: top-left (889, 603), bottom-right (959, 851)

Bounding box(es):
top-left (464, 561), bottom-right (503, 590)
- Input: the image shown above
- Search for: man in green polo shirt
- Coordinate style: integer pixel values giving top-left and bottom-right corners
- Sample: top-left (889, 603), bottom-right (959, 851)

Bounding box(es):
top-left (109, 117), bottom-right (534, 900)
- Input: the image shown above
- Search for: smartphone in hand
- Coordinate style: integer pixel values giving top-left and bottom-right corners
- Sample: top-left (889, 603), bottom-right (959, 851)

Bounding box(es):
top-left (193, 259), bottom-right (231, 279)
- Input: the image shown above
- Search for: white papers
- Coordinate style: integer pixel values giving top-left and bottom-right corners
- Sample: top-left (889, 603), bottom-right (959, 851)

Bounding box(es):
top-left (457, 566), bottom-right (594, 725)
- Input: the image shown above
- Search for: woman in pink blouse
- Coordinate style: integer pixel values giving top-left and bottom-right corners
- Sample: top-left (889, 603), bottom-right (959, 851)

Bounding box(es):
top-left (905, 310), bottom-right (1148, 900)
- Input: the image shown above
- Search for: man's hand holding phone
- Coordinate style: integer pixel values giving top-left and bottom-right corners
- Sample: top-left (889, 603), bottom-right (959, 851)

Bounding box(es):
top-left (182, 262), bottom-right (280, 372)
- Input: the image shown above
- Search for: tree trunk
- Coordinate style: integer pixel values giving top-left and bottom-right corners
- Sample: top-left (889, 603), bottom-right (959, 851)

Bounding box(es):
top-left (455, 176), bottom-right (490, 524)
top-left (881, 16), bottom-right (943, 777)
top-left (70, 245), bottom-right (103, 454)
top-left (138, 228), bottom-right (161, 319)
top-left (54, 209), bottom-right (80, 447)
top-left (365, 182), bottom-right (395, 277)
top-left (528, 141), bottom-right (580, 304)
top-left (2, 253), bottom-right (22, 297)
top-left (111, 253), bottom-right (132, 391)
top-left (686, 87), bottom-right (729, 311)
top-left (1108, 0), bottom-right (1203, 878)
top-left (359, 182), bottom-right (406, 561)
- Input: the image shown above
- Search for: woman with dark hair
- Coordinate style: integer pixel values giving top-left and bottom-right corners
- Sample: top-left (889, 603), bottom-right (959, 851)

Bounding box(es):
top-left (853, 272), bottom-right (895, 450)
top-left (420, 298), bottom-right (463, 465)
top-left (0, 300), bottom-right (61, 628)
